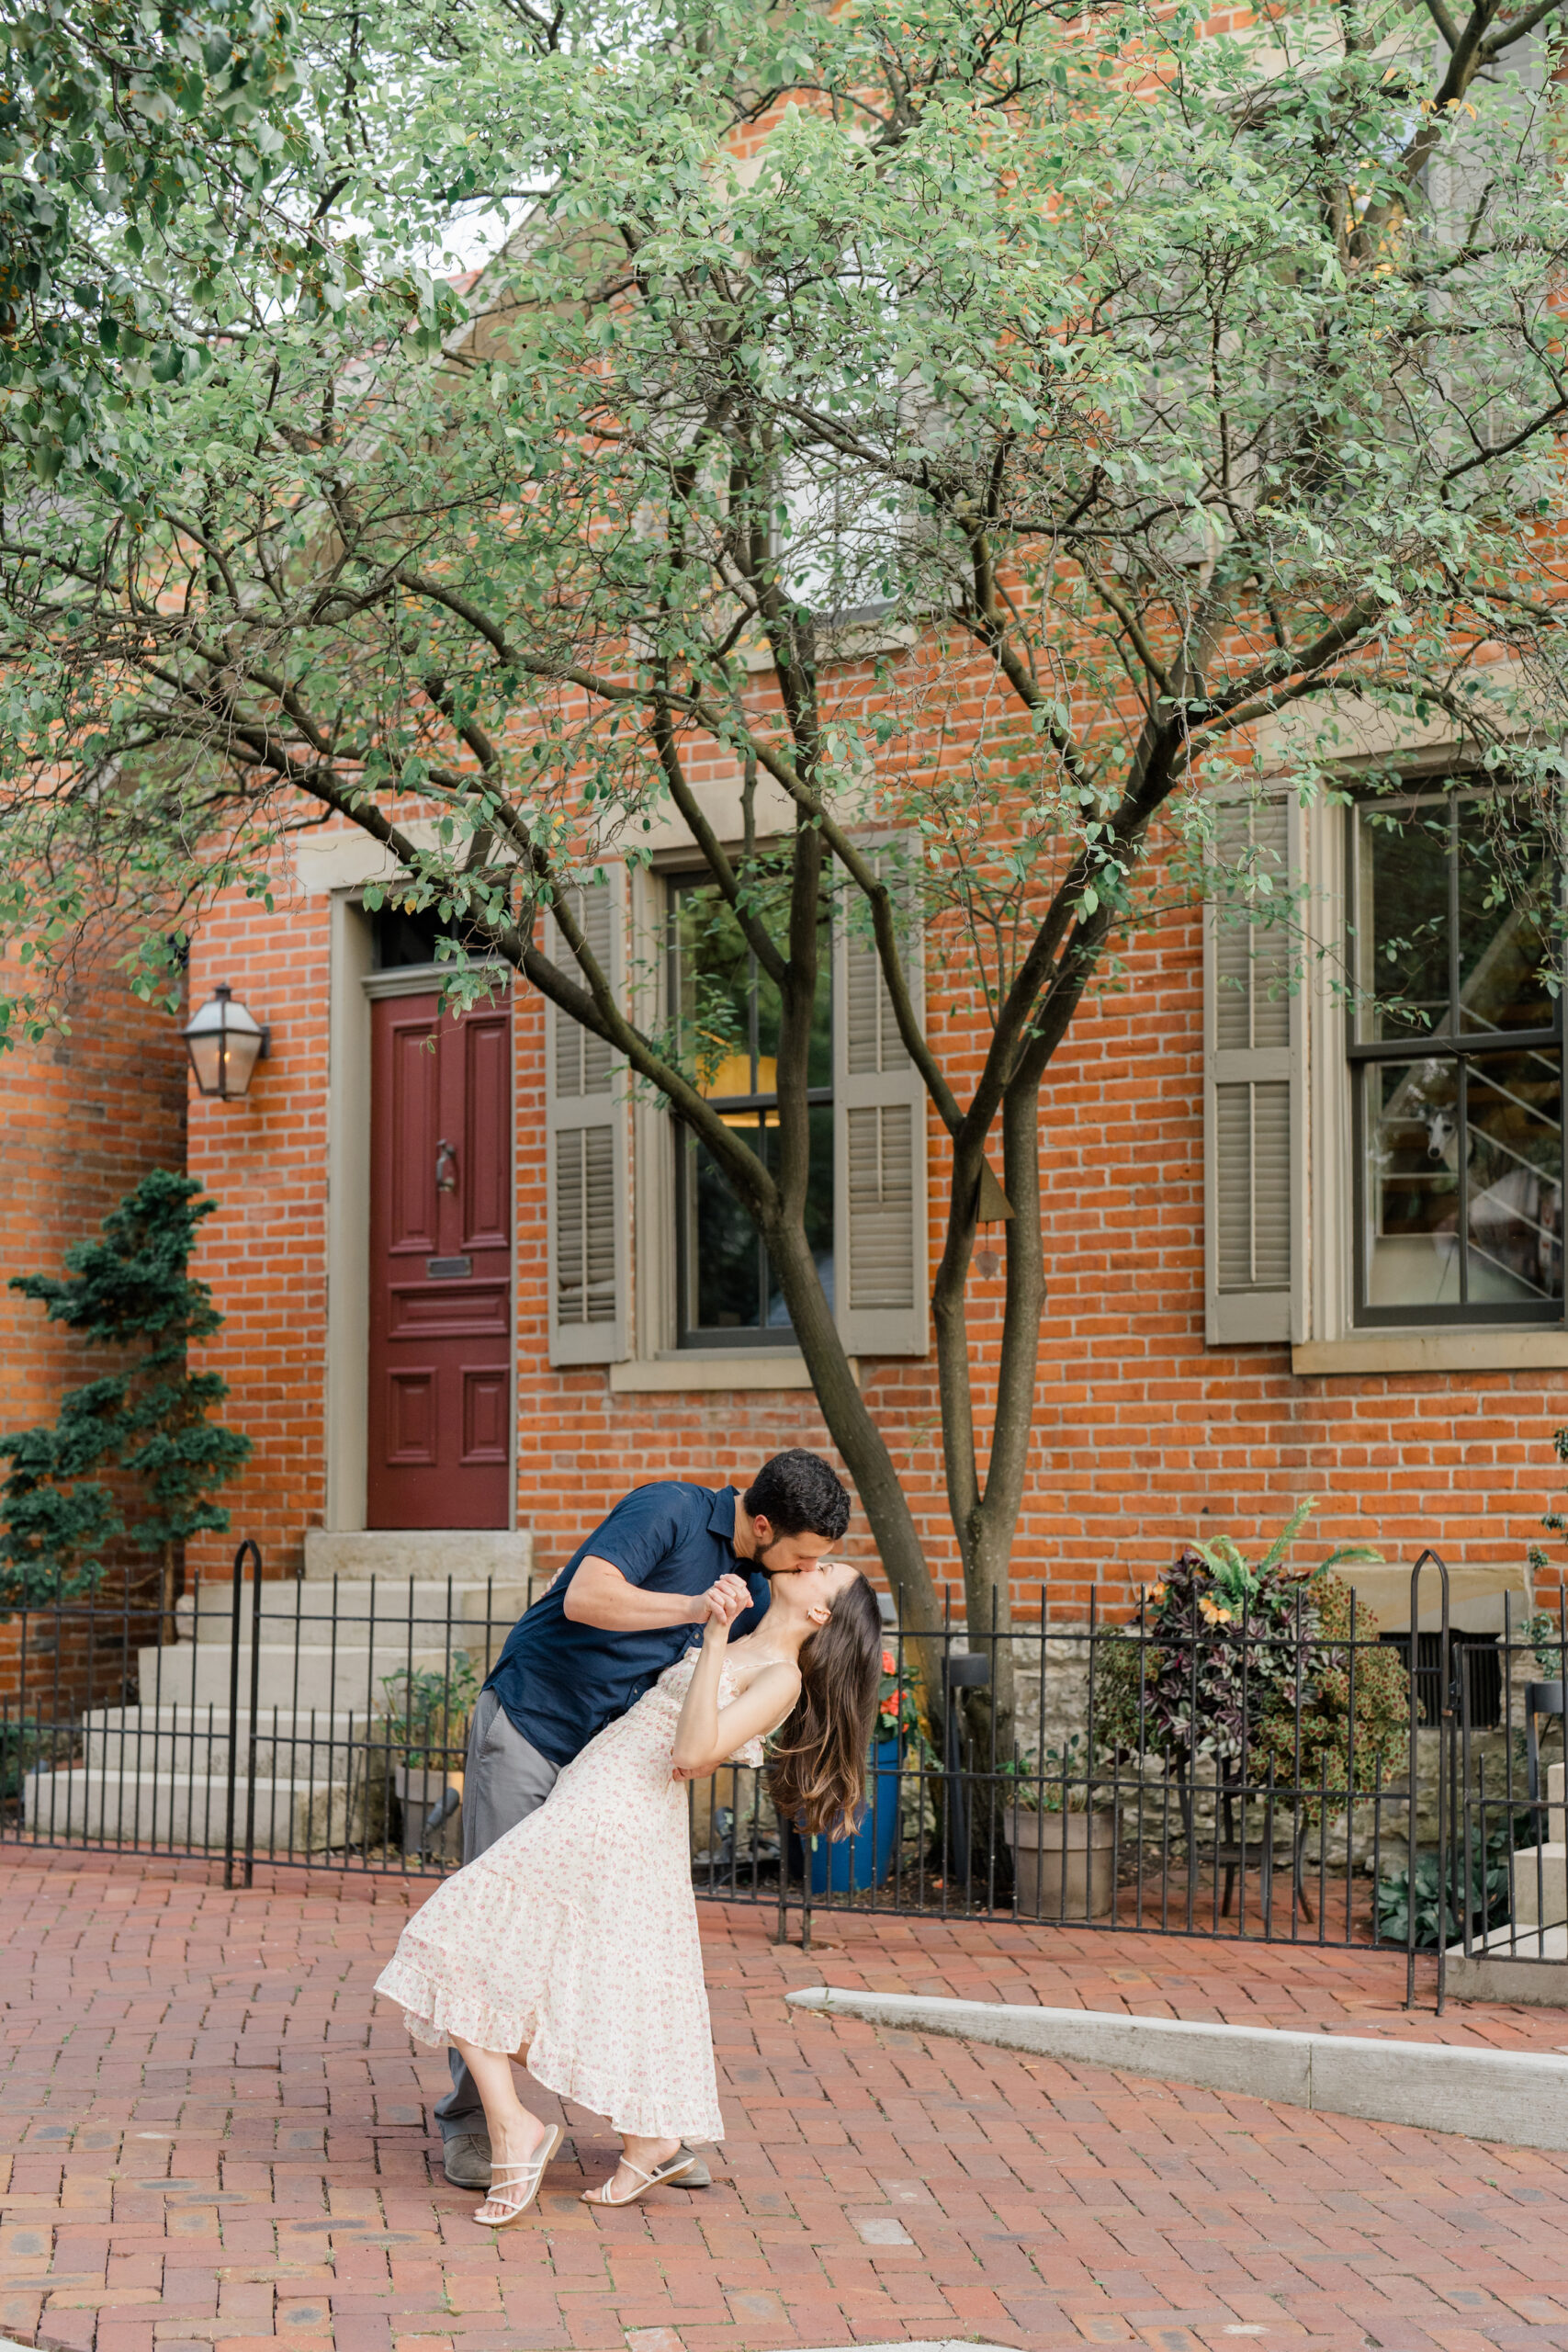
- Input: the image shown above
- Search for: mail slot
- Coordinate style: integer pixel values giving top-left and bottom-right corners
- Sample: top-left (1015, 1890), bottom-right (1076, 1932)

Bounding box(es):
top-left (426, 1255), bottom-right (473, 1280)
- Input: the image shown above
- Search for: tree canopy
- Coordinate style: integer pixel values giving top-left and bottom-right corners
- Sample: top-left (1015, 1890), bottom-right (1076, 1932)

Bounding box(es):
top-left (3, 0), bottom-right (1566, 1654)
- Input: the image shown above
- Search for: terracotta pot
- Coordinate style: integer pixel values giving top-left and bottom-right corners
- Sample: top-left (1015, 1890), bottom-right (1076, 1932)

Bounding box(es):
top-left (1004, 1802), bottom-right (1115, 1920)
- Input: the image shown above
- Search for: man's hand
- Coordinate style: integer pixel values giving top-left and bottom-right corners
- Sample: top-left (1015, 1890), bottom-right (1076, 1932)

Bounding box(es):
top-left (692, 1570), bottom-right (751, 1629)
top-left (699, 1575), bottom-right (750, 1645)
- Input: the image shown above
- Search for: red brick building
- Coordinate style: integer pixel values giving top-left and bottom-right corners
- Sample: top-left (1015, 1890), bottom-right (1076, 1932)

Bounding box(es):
top-left (163, 750), bottom-right (1564, 1646)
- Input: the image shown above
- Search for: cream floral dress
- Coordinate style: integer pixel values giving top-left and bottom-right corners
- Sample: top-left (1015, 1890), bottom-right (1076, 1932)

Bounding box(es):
top-left (375, 1649), bottom-right (770, 2144)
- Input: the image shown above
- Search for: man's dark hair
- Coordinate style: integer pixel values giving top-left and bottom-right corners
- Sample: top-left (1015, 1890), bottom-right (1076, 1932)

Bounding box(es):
top-left (744, 1450), bottom-right (851, 1544)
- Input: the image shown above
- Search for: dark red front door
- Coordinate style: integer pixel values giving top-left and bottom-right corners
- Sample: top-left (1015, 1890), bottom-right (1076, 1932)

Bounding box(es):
top-left (368, 991), bottom-right (512, 1529)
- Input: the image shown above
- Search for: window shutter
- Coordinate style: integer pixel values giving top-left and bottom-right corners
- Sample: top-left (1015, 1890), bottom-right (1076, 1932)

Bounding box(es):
top-left (1204, 796), bottom-right (1303, 1345)
top-left (834, 864), bottom-right (929, 1356)
top-left (544, 866), bottom-right (628, 1365)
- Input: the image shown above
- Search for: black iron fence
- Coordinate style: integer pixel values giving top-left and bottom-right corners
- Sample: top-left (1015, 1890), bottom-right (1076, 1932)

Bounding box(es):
top-left (3, 1544), bottom-right (1563, 2001)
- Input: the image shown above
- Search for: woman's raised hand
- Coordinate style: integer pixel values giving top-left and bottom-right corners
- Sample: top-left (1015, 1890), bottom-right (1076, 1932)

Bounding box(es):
top-left (701, 1576), bottom-right (750, 1642)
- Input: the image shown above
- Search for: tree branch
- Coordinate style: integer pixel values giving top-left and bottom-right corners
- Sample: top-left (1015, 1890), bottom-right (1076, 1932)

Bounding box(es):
top-left (649, 700), bottom-right (788, 986)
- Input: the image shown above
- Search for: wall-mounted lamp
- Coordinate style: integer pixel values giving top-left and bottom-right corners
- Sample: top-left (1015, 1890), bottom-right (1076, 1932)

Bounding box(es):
top-left (182, 983), bottom-right (270, 1100)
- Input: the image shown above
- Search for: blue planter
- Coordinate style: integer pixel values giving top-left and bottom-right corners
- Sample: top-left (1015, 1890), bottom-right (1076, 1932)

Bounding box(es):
top-left (808, 1736), bottom-right (902, 1894)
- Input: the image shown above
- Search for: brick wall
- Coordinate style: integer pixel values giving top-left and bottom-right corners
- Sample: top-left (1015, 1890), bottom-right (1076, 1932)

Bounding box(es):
top-left (184, 895), bottom-right (332, 1580)
top-left (0, 942), bottom-right (189, 1714)
top-left (179, 851), bottom-right (1568, 1620)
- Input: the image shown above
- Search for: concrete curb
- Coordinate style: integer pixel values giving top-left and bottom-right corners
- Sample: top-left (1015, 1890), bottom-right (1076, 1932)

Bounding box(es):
top-left (1444, 1950), bottom-right (1568, 2007)
top-left (785, 1986), bottom-right (1568, 2151)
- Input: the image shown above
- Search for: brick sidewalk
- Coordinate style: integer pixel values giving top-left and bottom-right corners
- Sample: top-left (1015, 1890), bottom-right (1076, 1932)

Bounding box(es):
top-left (6, 1850), bottom-right (1568, 2352)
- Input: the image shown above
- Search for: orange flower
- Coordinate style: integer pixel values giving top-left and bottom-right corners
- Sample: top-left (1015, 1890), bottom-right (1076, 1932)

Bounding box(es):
top-left (1198, 1596), bottom-right (1233, 1626)
top-left (1145, 1581), bottom-right (1167, 1606)
top-left (881, 1649), bottom-right (897, 1675)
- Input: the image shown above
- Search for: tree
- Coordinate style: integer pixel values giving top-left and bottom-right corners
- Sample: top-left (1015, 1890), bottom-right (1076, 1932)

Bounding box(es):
top-left (0, 0), bottom-right (552, 488)
top-left (2, 0), bottom-right (1567, 1734)
top-left (0, 1168), bottom-right (253, 1619)
top-left (3, 0), bottom-right (310, 481)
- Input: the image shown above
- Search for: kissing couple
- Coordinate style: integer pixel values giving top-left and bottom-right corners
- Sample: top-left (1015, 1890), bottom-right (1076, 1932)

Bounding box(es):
top-left (375, 1448), bottom-right (882, 2220)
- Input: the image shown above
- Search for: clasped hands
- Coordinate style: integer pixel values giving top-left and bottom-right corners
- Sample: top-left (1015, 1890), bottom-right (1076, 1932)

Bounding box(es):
top-left (696, 1571), bottom-right (750, 1642)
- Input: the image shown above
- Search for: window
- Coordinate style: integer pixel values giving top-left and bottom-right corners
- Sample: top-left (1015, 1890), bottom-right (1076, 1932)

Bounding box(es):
top-left (1349, 789), bottom-right (1563, 1324)
top-left (372, 902), bottom-right (475, 970)
top-left (669, 877), bottom-right (834, 1347)
top-left (541, 854), bottom-right (928, 1370)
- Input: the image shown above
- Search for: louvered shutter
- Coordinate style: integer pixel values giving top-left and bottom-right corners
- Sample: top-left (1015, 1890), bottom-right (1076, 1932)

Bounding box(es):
top-left (834, 865), bottom-right (929, 1355)
top-left (1204, 796), bottom-right (1302, 1344)
top-left (545, 866), bottom-right (629, 1365)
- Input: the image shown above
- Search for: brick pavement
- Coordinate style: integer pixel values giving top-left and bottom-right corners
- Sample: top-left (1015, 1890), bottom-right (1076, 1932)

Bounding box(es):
top-left (6, 1850), bottom-right (1568, 2352)
top-left (703, 1907), bottom-right (1568, 2051)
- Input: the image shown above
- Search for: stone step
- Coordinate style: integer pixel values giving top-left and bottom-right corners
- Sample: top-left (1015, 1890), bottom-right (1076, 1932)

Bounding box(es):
top-left (175, 1577), bottom-right (530, 1645)
top-left (137, 1639), bottom-right (491, 1713)
top-left (21, 1765), bottom-right (365, 1851)
top-left (1511, 1842), bottom-right (1568, 1929)
top-left (78, 1705), bottom-right (383, 1779)
top-left (303, 1529), bottom-right (533, 1583)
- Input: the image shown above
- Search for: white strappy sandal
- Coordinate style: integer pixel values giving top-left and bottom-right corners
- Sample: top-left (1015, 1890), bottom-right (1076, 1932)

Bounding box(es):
top-left (580, 2147), bottom-right (695, 2207)
top-left (472, 2124), bottom-right (564, 2226)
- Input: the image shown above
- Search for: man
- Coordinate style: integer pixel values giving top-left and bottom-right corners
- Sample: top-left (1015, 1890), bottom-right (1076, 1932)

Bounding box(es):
top-left (434, 1446), bottom-right (852, 2188)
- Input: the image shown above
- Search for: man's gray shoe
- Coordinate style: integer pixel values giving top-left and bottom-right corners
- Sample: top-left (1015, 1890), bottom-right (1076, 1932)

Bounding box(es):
top-left (442, 2132), bottom-right (492, 2189)
top-left (677, 2143), bottom-right (711, 2187)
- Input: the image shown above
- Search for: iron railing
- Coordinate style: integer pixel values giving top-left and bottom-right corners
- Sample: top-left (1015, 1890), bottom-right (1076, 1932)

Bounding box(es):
top-left (3, 1544), bottom-right (1562, 2003)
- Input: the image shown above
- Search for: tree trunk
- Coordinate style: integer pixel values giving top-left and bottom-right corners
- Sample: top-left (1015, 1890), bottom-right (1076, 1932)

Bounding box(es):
top-left (761, 1212), bottom-right (943, 1683)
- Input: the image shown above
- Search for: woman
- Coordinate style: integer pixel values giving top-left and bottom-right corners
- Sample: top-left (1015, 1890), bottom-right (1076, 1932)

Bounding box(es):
top-left (375, 1554), bottom-right (882, 2220)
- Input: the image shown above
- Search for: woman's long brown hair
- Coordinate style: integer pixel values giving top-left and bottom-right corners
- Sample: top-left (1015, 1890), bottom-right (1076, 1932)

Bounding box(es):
top-left (767, 1571), bottom-right (884, 1838)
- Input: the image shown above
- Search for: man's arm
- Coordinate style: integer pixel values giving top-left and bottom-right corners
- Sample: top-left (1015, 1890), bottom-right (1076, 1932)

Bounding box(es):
top-left (561, 1556), bottom-right (751, 1632)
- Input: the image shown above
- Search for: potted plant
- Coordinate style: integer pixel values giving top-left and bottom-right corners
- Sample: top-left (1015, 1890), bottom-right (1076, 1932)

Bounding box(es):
top-left (1096, 1501), bottom-right (1410, 1912)
top-left (380, 1656), bottom-right (479, 1860)
top-left (1000, 1733), bottom-right (1117, 1920)
top-left (802, 1645), bottom-right (927, 1895)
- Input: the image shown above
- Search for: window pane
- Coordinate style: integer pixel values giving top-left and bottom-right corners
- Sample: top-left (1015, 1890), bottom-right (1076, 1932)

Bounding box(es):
top-left (1356, 806), bottom-right (1452, 1040)
top-left (1457, 801), bottom-right (1558, 1038)
top-left (1466, 1052), bottom-right (1563, 1306)
top-left (1362, 1057), bottom-right (1462, 1308)
top-left (672, 872), bottom-right (834, 1342)
top-left (685, 1110), bottom-right (837, 1335)
top-left (689, 1116), bottom-right (766, 1328)
top-left (676, 888), bottom-right (755, 1096)
top-left (765, 1106), bottom-right (836, 1326)
top-left (806, 954), bottom-right (833, 1091)
top-left (675, 877), bottom-right (831, 1096)
top-left (746, 919), bottom-right (832, 1091)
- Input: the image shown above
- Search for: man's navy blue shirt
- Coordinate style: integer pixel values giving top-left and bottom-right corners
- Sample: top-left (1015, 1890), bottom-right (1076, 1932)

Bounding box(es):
top-left (484, 1482), bottom-right (769, 1768)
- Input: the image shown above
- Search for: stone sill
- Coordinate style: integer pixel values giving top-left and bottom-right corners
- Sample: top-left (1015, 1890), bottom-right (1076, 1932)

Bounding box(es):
top-left (1293, 1329), bottom-right (1568, 1375)
top-left (609, 1351), bottom-right (855, 1393)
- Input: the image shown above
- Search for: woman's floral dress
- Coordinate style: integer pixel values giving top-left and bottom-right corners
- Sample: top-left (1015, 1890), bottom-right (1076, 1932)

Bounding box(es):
top-left (374, 1650), bottom-right (768, 2144)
